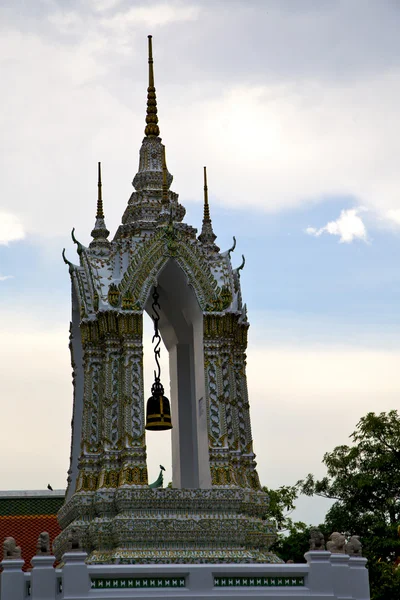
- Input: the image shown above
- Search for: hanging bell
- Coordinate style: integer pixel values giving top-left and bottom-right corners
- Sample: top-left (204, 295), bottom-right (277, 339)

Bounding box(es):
top-left (145, 379), bottom-right (173, 431)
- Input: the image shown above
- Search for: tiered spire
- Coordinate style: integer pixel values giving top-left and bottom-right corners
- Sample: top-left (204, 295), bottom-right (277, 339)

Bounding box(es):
top-left (96, 161), bottom-right (105, 219)
top-left (198, 166), bottom-right (218, 248)
top-left (145, 35), bottom-right (159, 137)
top-left (90, 162), bottom-right (110, 251)
top-left (117, 35), bottom-right (186, 234)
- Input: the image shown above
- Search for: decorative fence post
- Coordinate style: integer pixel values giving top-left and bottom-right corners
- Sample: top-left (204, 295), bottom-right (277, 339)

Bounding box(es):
top-left (31, 555), bottom-right (56, 600)
top-left (305, 528), bottom-right (334, 597)
top-left (330, 553), bottom-right (351, 599)
top-left (30, 532), bottom-right (56, 600)
top-left (62, 551), bottom-right (90, 598)
top-left (305, 551), bottom-right (334, 597)
top-left (0, 537), bottom-right (25, 600)
top-left (0, 558), bottom-right (25, 600)
top-left (348, 556), bottom-right (370, 600)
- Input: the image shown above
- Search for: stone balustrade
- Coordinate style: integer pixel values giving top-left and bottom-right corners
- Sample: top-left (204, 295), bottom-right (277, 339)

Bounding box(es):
top-left (0, 549), bottom-right (370, 600)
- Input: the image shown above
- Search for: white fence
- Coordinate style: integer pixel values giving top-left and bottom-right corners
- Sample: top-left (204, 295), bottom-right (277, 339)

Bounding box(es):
top-left (0, 550), bottom-right (370, 600)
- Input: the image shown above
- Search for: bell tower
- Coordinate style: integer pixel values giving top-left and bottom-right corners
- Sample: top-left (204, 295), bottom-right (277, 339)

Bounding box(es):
top-left (54, 36), bottom-right (279, 564)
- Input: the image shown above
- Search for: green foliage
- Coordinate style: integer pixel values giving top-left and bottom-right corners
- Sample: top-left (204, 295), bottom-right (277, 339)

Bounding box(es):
top-left (297, 410), bottom-right (400, 600)
top-left (366, 561), bottom-right (400, 600)
top-left (262, 484), bottom-right (312, 562)
top-left (262, 484), bottom-right (299, 531)
top-left (273, 521), bottom-right (308, 563)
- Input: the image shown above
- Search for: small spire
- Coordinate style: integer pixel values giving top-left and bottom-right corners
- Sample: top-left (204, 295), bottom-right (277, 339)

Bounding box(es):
top-left (162, 145), bottom-right (168, 205)
top-left (203, 166), bottom-right (210, 221)
top-left (198, 166), bottom-right (218, 250)
top-left (90, 161), bottom-right (110, 252)
top-left (145, 35), bottom-right (160, 137)
top-left (97, 162), bottom-right (104, 219)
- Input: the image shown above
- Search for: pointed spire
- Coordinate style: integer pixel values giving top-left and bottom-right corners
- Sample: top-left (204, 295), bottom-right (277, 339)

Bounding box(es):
top-left (90, 161), bottom-right (110, 252)
top-left (198, 166), bottom-right (218, 250)
top-left (145, 35), bottom-right (160, 137)
top-left (203, 166), bottom-right (210, 222)
top-left (97, 162), bottom-right (104, 219)
top-left (117, 35), bottom-right (186, 236)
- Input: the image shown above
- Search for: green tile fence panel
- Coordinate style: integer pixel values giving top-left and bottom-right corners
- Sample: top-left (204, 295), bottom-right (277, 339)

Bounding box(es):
top-left (214, 576), bottom-right (305, 587)
top-left (91, 577), bottom-right (186, 590)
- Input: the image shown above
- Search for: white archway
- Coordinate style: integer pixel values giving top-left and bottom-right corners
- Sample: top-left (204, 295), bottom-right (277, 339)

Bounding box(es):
top-left (145, 258), bottom-right (211, 489)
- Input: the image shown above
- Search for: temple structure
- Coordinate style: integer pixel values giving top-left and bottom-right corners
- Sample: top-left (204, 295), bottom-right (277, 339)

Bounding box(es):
top-left (0, 35), bottom-right (371, 600)
top-left (53, 35), bottom-right (277, 565)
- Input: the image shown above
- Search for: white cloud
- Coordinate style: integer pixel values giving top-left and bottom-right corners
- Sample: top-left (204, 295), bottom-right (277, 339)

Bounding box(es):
top-left (1, 38), bottom-right (400, 242)
top-left (385, 209), bottom-right (400, 226)
top-left (0, 211), bottom-right (25, 245)
top-left (101, 3), bottom-right (200, 30)
top-left (0, 5), bottom-right (398, 243)
top-left (0, 275), bottom-right (13, 281)
top-left (306, 208), bottom-right (368, 243)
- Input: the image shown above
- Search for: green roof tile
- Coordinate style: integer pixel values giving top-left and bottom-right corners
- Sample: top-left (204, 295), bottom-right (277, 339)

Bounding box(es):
top-left (0, 495), bottom-right (64, 516)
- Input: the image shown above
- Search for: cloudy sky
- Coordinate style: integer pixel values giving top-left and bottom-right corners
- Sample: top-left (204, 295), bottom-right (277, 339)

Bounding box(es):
top-left (1, 0), bottom-right (400, 527)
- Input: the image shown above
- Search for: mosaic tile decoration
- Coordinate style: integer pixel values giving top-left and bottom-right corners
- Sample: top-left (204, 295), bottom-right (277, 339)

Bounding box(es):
top-left (214, 576), bottom-right (305, 587)
top-left (91, 577), bottom-right (186, 589)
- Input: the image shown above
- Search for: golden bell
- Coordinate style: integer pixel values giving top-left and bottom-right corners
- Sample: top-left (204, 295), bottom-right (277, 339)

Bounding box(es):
top-left (145, 379), bottom-right (172, 431)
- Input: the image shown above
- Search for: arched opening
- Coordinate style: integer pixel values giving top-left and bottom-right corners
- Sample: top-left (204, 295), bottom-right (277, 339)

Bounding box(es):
top-left (142, 311), bottom-right (172, 487)
top-left (144, 258), bottom-right (211, 489)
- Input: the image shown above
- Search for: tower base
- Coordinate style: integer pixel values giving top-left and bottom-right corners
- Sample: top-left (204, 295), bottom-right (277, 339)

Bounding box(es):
top-left (53, 487), bottom-right (281, 565)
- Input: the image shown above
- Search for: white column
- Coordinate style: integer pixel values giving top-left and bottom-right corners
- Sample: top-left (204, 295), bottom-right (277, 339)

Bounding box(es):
top-left (0, 559), bottom-right (25, 600)
top-left (304, 550), bottom-right (335, 597)
top-left (330, 553), bottom-right (352, 599)
top-left (31, 555), bottom-right (56, 600)
top-left (61, 552), bottom-right (90, 598)
top-left (349, 556), bottom-right (370, 600)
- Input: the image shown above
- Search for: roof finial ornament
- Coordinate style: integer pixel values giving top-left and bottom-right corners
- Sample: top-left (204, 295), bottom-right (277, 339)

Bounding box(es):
top-left (62, 248), bottom-right (75, 274)
top-left (203, 166), bottom-right (211, 221)
top-left (97, 162), bottom-right (104, 219)
top-left (145, 35), bottom-right (160, 137)
top-left (90, 161), bottom-right (110, 253)
top-left (237, 254), bottom-right (246, 272)
top-left (198, 166), bottom-right (219, 251)
top-left (228, 236), bottom-right (236, 255)
top-left (71, 227), bottom-right (84, 256)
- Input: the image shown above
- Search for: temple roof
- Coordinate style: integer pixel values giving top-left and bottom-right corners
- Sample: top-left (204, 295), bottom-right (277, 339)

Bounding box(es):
top-left (0, 490), bottom-right (64, 570)
top-left (63, 36), bottom-right (247, 323)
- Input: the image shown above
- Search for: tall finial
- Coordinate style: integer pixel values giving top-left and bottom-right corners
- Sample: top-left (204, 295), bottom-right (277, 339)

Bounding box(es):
top-left (90, 161), bottom-right (110, 252)
top-left (203, 166), bottom-right (211, 222)
top-left (198, 166), bottom-right (218, 250)
top-left (162, 146), bottom-right (168, 205)
top-left (97, 162), bottom-right (104, 219)
top-left (145, 35), bottom-right (160, 137)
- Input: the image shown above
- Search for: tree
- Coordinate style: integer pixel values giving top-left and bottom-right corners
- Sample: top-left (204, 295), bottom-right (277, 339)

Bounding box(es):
top-left (262, 484), bottom-right (299, 531)
top-left (262, 484), bottom-right (313, 563)
top-left (298, 410), bottom-right (400, 600)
